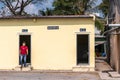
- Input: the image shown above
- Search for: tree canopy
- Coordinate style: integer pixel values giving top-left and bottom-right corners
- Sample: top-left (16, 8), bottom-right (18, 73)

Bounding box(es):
top-left (52, 0), bottom-right (97, 15)
top-left (98, 0), bottom-right (109, 17)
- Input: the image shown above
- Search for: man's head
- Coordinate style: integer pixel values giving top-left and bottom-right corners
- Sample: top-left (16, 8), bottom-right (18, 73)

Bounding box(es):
top-left (22, 41), bottom-right (26, 46)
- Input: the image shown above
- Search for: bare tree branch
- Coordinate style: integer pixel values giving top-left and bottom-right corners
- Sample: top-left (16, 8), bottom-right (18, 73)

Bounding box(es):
top-left (14, 0), bottom-right (20, 10)
top-left (0, 0), bottom-right (43, 16)
top-left (24, 0), bottom-right (32, 7)
top-left (1, 0), bottom-right (7, 6)
top-left (4, 0), bottom-right (16, 15)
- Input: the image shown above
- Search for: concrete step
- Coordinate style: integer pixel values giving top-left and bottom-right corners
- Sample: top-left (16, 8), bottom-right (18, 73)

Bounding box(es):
top-left (108, 72), bottom-right (120, 78)
top-left (99, 72), bottom-right (120, 80)
top-left (72, 66), bottom-right (94, 72)
top-left (14, 65), bottom-right (22, 71)
top-left (14, 65), bottom-right (32, 71)
top-left (99, 72), bottom-right (112, 80)
top-left (22, 67), bottom-right (32, 71)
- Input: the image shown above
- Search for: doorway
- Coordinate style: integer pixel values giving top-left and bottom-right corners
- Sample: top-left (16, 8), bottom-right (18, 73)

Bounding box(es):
top-left (77, 34), bottom-right (89, 65)
top-left (19, 35), bottom-right (31, 65)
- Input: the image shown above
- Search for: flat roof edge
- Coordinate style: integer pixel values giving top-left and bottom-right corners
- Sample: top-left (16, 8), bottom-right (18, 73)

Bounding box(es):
top-left (0, 15), bottom-right (93, 19)
top-left (109, 24), bottom-right (120, 27)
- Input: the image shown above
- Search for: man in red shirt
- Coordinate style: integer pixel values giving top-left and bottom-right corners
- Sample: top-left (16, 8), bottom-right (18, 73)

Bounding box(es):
top-left (20, 41), bottom-right (28, 67)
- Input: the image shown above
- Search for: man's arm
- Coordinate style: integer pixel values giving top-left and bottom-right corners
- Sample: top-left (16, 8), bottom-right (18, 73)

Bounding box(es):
top-left (19, 49), bottom-right (21, 54)
top-left (19, 47), bottom-right (21, 54)
top-left (26, 49), bottom-right (28, 55)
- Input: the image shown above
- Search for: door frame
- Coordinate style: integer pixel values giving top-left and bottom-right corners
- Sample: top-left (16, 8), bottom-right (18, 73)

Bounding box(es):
top-left (18, 32), bottom-right (32, 65)
top-left (76, 32), bottom-right (90, 65)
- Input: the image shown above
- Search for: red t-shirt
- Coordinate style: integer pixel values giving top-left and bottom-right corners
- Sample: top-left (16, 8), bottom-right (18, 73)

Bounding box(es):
top-left (20, 46), bottom-right (28, 55)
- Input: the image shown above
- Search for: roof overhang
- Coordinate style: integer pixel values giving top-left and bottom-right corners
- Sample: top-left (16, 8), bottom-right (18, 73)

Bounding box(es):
top-left (0, 15), bottom-right (94, 19)
top-left (103, 24), bottom-right (120, 35)
top-left (109, 24), bottom-right (120, 27)
top-left (95, 41), bottom-right (106, 46)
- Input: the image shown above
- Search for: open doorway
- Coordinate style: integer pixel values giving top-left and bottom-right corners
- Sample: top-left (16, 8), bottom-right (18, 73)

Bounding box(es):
top-left (77, 34), bottom-right (89, 65)
top-left (19, 35), bottom-right (31, 65)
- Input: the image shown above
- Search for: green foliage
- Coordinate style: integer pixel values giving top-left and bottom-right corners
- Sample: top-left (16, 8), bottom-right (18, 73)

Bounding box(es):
top-left (95, 0), bottom-right (109, 32)
top-left (40, 0), bottom-right (105, 31)
top-left (52, 0), bottom-right (97, 15)
top-left (52, 0), bottom-right (75, 15)
top-left (98, 0), bottom-right (109, 17)
top-left (95, 18), bottom-right (105, 32)
top-left (39, 8), bottom-right (53, 16)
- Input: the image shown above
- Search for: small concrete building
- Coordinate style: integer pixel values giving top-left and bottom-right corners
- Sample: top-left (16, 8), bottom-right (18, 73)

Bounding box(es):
top-left (0, 15), bottom-right (95, 71)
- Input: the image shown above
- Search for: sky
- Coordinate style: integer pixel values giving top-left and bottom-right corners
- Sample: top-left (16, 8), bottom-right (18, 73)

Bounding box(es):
top-left (0, 0), bottom-right (54, 15)
top-left (96, 0), bottom-right (102, 5)
top-left (0, 2), bottom-right (3, 8)
top-left (25, 0), bottom-right (54, 15)
top-left (0, 0), bottom-right (102, 16)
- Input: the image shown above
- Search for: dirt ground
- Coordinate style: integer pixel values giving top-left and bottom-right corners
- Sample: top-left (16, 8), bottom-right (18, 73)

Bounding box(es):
top-left (0, 71), bottom-right (101, 80)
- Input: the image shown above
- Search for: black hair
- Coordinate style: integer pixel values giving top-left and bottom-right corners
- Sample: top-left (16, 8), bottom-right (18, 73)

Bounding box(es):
top-left (22, 41), bottom-right (26, 44)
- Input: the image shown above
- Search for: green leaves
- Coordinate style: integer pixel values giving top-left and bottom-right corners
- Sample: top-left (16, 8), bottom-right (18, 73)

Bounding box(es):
top-left (53, 0), bottom-right (85, 15)
top-left (95, 0), bottom-right (109, 32)
top-left (95, 18), bottom-right (105, 32)
top-left (51, 0), bottom-right (98, 15)
top-left (98, 0), bottom-right (109, 17)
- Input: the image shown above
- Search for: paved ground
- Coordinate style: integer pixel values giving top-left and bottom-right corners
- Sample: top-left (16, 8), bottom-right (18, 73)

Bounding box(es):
top-left (95, 57), bottom-right (120, 80)
top-left (0, 71), bottom-right (100, 80)
top-left (95, 58), bottom-right (113, 71)
top-left (0, 57), bottom-right (114, 80)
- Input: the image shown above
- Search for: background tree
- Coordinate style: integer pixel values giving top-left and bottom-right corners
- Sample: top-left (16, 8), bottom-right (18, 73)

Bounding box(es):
top-left (98, 0), bottom-right (109, 18)
top-left (95, 18), bottom-right (105, 32)
top-left (96, 0), bottom-right (109, 32)
top-left (39, 8), bottom-right (53, 16)
top-left (52, 0), bottom-right (97, 15)
top-left (0, 0), bottom-right (44, 16)
top-left (42, 0), bottom-right (104, 32)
